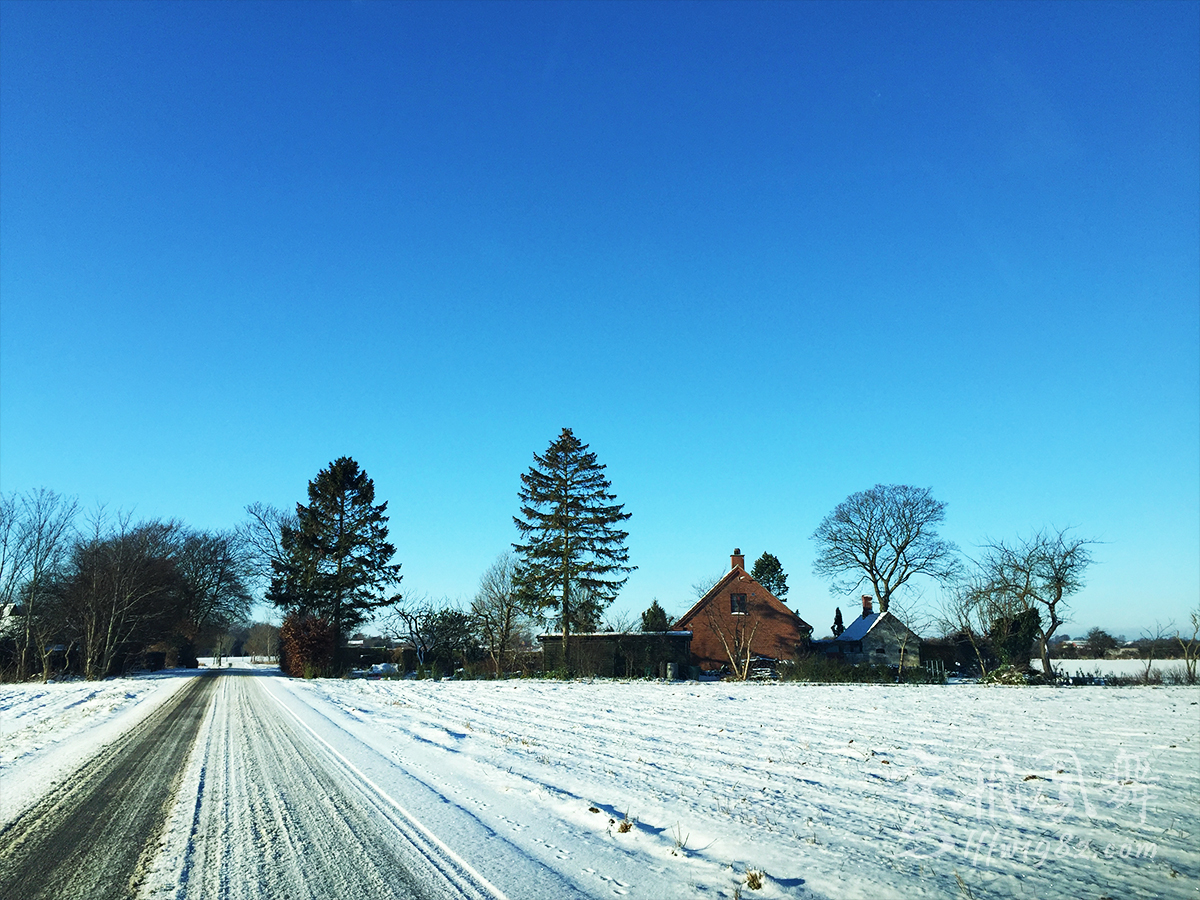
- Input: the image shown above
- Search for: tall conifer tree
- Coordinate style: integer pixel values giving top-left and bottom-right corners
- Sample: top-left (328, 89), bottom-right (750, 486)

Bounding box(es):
top-left (269, 457), bottom-right (401, 669)
top-left (751, 552), bottom-right (789, 598)
top-left (513, 428), bottom-right (633, 669)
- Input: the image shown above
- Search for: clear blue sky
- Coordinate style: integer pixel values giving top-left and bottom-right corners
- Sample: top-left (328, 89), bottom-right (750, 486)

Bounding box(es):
top-left (2, 1), bottom-right (1197, 638)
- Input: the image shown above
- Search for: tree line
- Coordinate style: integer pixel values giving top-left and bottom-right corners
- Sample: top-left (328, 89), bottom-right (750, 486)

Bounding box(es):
top-left (6, 428), bottom-right (1193, 683)
top-left (0, 491), bottom-right (254, 681)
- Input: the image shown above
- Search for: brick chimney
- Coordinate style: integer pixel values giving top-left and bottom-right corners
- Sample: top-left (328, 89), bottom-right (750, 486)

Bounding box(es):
top-left (862, 595), bottom-right (874, 617)
top-left (731, 548), bottom-right (745, 571)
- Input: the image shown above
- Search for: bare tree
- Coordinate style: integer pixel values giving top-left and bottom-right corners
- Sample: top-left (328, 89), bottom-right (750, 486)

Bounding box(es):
top-left (244, 621), bottom-right (279, 663)
top-left (703, 600), bottom-right (760, 681)
top-left (975, 528), bottom-right (1095, 679)
top-left (886, 594), bottom-right (932, 680)
top-left (1139, 621), bottom-right (1175, 684)
top-left (381, 594), bottom-right (440, 668)
top-left (0, 494), bottom-right (20, 610)
top-left (1177, 608), bottom-right (1199, 685)
top-left (691, 573), bottom-right (724, 600)
top-left (940, 573), bottom-right (1036, 677)
top-left (811, 485), bottom-right (961, 613)
top-left (238, 502), bottom-right (298, 594)
top-left (177, 530), bottom-right (253, 640)
top-left (0, 490), bottom-right (79, 680)
top-left (61, 512), bottom-right (188, 679)
top-left (470, 553), bottom-right (533, 675)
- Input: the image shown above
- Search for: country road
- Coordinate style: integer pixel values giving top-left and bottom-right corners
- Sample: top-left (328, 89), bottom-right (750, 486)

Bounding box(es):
top-left (0, 670), bottom-right (580, 900)
top-left (0, 672), bottom-right (217, 900)
top-left (157, 671), bottom-right (502, 900)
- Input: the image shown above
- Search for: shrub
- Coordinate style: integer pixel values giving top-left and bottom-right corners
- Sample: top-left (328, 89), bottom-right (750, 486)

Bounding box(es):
top-left (279, 613), bottom-right (336, 678)
top-left (979, 664), bottom-right (1047, 686)
top-left (781, 655), bottom-right (943, 684)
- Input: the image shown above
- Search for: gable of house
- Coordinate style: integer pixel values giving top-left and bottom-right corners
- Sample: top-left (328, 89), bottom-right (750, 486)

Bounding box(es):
top-left (673, 548), bottom-right (812, 671)
top-left (824, 598), bottom-right (922, 667)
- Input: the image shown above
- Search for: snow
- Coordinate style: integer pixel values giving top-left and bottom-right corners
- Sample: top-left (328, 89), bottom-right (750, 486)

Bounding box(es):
top-left (834, 611), bottom-right (880, 642)
top-left (1040, 658), bottom-right (1192, 680)
top-left (2, 665), bottom-right (1196, 899)
top-left (0, 670), bottom-right (193, 823)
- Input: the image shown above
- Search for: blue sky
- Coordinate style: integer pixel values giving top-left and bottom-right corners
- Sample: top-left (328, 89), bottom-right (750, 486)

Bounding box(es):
top-left (2, 1), bottom-right (1197, 638)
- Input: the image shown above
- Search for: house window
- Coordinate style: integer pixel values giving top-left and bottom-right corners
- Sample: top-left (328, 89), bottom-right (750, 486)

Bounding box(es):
top-left (875, 647), bottom-right (885, 654)
top-left (730, 593), bottom-right (747, 615)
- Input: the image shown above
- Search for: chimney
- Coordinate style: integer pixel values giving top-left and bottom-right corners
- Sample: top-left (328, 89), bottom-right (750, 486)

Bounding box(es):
top-left (862, 595), bottom-right (874, 617)
top-left (731, 548), bottom-right (745, 571)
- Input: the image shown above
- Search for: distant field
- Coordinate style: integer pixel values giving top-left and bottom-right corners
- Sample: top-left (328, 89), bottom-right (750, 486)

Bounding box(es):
top-left (1044, 658), bottom-right (1191, 678)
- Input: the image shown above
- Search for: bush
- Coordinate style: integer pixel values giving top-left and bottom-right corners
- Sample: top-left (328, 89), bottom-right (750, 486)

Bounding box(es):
top-left (780, 655), bottom-right (944, 684)
top-left (980, 664), bottom-right (1047, 686)
top-left (279, 613), bottom-right (336, 678)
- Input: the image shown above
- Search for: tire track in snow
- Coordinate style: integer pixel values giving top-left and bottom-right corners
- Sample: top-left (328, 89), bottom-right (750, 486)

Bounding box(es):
top-left (154, 673), bottom-right (511, 900)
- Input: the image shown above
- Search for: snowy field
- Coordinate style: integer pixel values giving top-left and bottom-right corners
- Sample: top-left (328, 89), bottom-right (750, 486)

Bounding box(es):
top-left (1041, 658), bottom-right (1193, 680)
top-left (0, 671), bottom-right (192, 823)
top-left (2, 666), bottom-right (1197, 899)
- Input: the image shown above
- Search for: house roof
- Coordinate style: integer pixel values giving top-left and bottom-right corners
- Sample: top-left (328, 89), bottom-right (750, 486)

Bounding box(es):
top-left (672, 564), bottom-right (811, 632)
top-left (837, 611), bottom-right (881, 642)
top-left (834, 609), bottom-right (920, 643)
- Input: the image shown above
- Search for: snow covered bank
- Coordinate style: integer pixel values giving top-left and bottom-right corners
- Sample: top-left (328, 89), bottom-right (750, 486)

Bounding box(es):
top-left (0, 671), bottom-right (196, 824)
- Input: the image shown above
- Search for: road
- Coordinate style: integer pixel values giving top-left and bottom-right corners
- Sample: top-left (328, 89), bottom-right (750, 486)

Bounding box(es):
top-left (167, 671), bottom-right (500, 900)
top-left (0, 671), bottom-right (518, 900)
top-left (0, 672), bottom-right (217, 900)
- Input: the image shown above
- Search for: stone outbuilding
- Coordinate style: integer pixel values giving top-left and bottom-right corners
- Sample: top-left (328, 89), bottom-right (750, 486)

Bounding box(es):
top-left (820, 595), bottom-right (922, 668)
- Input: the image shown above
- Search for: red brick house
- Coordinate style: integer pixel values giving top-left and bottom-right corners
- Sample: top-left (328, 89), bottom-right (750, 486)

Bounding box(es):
top-left (673, 549), bottom-right (813, 674)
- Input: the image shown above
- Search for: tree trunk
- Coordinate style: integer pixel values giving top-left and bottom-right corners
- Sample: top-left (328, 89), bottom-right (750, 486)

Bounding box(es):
top-left (1039, 635), bottom-right (1054, 680)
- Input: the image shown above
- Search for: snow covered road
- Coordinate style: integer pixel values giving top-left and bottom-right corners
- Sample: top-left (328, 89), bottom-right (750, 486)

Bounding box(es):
top-left (2, 667), bottom-right (1197, 899)
top-left (141, 670), bottom-right (514, 900)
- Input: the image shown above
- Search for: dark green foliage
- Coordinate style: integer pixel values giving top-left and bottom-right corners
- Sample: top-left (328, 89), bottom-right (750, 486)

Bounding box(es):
top-left (1085, 627), bottom-right (1118, 657)
top-left (751, 552), bottom-right (788, 598)
top-left (832, 607), bottom-right (845, 637)
top-left (640, 599), bottom-right (669, 632)
top-left (513, 428), bottom-right (634, 664)
top-left (991, 607), bottom-right (1041, 669)
top-left (269, 457), bottom-right (402, 669)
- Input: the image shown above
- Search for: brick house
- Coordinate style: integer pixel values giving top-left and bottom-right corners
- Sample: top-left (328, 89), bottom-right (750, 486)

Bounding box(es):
top-left (673, 549), bottom-right (813, 672)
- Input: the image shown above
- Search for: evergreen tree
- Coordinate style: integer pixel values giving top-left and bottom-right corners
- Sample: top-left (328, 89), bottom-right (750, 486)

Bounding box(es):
top-left (832, 606), bottom-right (845, 637)
top-left (751, 552), bottom-right (789, 598)
top-left (269, 457), bottom-right (401, 670)
top-left (640, 599), bottom-right (669, 632)
top-left (513, 428), bottom-right (634, 670)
